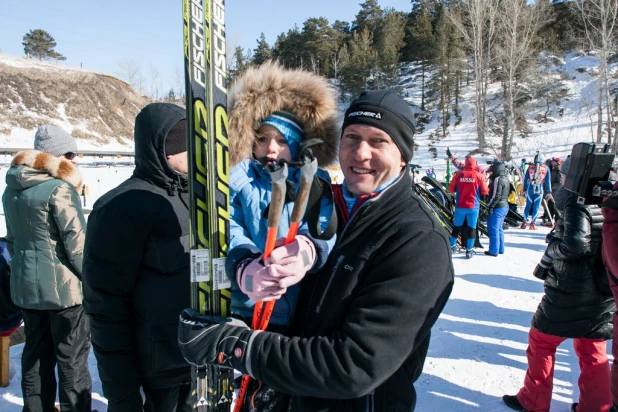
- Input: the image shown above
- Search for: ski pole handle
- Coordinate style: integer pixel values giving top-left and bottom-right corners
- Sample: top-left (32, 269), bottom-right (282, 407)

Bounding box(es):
top-left (257, 158), bottom-right (319, 331)
top-left (252, 163), bottom-right (288, 330)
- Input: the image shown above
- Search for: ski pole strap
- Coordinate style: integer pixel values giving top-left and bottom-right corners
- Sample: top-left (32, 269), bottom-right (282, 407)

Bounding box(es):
top-left (304, 174), bottom-right (337, 240)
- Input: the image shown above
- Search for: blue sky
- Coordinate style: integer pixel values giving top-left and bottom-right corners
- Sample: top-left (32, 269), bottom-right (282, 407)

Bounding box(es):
top-left (0, 0), bottom-right (413, 95)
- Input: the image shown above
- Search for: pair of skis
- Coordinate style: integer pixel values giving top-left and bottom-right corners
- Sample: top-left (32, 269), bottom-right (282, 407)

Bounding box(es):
top-left (183, 0), bottom-right (233, 410)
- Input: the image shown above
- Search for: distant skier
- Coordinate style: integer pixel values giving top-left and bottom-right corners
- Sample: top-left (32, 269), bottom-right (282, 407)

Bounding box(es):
top-left (485, 161), bottom-right (510, 257)
top-left (448, 156), bottom-right (489, 259)
top-left (426, 166), bottom-right (436, 178)
top-left (521, 152), bottom-right (552, 230)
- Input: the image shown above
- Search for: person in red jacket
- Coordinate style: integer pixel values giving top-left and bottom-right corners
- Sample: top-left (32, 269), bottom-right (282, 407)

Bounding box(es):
top-left (448, 156), bottom-right (489, 258)
top-left (602, 182), bottom-right (618, 412)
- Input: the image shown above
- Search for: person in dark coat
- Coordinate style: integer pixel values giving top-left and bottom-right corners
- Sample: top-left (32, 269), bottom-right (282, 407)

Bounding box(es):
top-left (504, 156), bottom-right (615, 412)
top-left (485, 161), bottom-right (510, 257)
top-left (83, 103), bottom-right (191, 412)
top-left (177, 90), bottom-right (454, 411)
top-left (601, 181), bottom-right (618, 412)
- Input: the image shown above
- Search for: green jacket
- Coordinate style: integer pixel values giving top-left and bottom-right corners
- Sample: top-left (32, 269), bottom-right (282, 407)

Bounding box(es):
top-left (2, 150), bottom-right (86, 310)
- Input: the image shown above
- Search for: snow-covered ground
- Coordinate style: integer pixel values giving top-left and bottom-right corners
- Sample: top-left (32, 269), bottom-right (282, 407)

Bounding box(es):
top-left (0, 164), bottom-right (613, 411)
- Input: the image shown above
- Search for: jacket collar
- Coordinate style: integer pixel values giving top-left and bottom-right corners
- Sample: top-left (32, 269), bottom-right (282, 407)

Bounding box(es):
top-left (8, 150), bottom-right (82, 192)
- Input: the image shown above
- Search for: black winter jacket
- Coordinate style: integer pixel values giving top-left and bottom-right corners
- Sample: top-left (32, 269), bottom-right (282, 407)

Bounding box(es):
top-left (532, 188), bottom-right (615, 339)
top-left (487, 163), bottom-right (510, 210)
top-left (83, 103), bottom-right (190, 411)
top-left (246, 173), bottom-right (454, 411)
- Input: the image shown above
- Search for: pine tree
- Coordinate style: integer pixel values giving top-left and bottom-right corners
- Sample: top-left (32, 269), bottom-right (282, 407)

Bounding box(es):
top-left (353, 0), bottom-right (384, 33)
top-left (340, 28), bottom-right (377, 97)
top-left (408, 3), bottom-right (436, 111)
top-left (374, 9), bottom-right (407, 89)
top-left (253, 33), bottom-right (273, 65)
top-left (22, 29), bottom-right (66, 61)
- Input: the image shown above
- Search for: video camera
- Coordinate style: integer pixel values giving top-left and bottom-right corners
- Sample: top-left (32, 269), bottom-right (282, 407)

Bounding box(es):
top-left (562, 142), bottom-right (617, 205)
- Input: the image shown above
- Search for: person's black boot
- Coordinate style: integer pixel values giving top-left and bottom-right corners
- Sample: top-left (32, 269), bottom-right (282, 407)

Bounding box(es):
top-left (502, 395), bottom-right (526, 411)
top-left (484, 251), bottom-right (498, 257)
top-left (571, 403), bottom-right (578, 412)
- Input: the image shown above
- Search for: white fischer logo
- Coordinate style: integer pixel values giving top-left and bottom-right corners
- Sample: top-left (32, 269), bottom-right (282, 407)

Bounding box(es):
top-left (348, 111), bottom-right (382, 120)
top-left (460, 177), bottom-right (476, 183)
top-left (212, 0), bottom-right (226, 93)
top-left (190, 0), bottom-right (206, 89)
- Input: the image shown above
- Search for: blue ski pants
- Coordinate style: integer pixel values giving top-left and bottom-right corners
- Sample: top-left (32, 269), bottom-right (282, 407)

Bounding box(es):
top-left (487, 206), bottom-right (508, 255)
top-left (523, 190), bottom-right (542, 222)
top-left (450, 208), bottom-right (479, 250)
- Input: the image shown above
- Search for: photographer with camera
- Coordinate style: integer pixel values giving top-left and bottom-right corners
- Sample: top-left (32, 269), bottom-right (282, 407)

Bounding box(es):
top-left (503, 156), bottom-right (615, 412)
top-left (601, 180), bottom-right (618, 412)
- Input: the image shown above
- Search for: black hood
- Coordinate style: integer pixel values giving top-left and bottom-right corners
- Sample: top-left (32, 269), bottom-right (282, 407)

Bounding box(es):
top-left (133, 103), bottom-right (186, 191)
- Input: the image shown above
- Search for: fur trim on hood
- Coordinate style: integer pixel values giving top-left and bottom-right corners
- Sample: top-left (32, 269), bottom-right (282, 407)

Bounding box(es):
top-left (228, 61), bottom-right (339, 167)
top-left (12, 150), bottom-right (83, 192)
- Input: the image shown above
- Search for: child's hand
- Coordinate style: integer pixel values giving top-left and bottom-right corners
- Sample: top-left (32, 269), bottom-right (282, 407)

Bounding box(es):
top-left (266, 235), bottom-right (316, 288)
top-left (236, 256), bottom-right (287, 302)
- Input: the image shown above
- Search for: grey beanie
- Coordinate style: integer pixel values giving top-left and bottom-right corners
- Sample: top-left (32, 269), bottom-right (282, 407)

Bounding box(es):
top-left (560, 156), bottom-right (571, 175)
top-left (34, 124), bottom-right (78, 157)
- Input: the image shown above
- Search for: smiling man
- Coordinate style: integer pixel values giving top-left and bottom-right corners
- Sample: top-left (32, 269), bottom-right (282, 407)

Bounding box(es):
top-left (178, 90), bottom-right (454, 411)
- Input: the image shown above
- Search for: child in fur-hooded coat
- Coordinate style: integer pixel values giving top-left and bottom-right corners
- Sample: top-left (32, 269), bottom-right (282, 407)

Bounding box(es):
top-left (225, 62), bottom-right (339, 332)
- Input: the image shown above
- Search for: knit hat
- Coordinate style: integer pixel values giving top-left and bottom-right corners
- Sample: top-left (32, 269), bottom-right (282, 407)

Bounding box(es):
top-left (342, 90), bottom-right (416, 162)
top-left (260, 111), bottom-right (304, 160)
top-left (34, 124), bottom-right (78, 157)
top-left (560, 156), bottom-right (571, 175)
top-left (165, 119), bottom-right (187, 156)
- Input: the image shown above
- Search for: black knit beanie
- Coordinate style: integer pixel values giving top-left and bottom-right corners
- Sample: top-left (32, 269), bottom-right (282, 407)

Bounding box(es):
top-left (165, 119), bottom-right (187, 156)
top-left (342, 90), bottom-right (416, 162)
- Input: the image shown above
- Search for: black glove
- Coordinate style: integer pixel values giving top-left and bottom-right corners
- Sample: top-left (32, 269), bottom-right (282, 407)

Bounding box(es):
top-left (178, 309), bottom-right (259, 375)
top-left (446, 147), bottom-right (452, 158)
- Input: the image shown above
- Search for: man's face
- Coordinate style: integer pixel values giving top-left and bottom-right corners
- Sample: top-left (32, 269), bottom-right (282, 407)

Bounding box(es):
top-left (339, 124), bottom-right (405, 196)
top-left (167, 151), bottom-right (188, 174)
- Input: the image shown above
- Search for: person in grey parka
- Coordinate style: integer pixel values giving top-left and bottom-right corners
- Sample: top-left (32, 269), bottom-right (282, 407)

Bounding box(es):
top-left (2, 125), bottom-right (91, 412)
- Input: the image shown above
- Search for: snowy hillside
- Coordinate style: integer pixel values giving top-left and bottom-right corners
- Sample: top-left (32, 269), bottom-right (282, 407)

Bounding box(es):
top-left (401, 51), bottom-right (617, 180)
top-left (0, 53), bottom-right (146, 152)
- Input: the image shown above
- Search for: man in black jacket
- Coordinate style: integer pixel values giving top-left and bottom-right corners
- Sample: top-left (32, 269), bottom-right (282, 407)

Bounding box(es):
top-left (485, 161), bottom-right (511, 257)
top-left (83, 103), bottom-right (191, 412)
top-left (178, 90), bottom-right (454, 411)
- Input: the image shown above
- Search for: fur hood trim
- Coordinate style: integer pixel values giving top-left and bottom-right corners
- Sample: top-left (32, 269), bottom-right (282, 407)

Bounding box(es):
top-left (12, 150), bottom-right (83, 192)
top-left (228, 61), bottom-right (339, 167)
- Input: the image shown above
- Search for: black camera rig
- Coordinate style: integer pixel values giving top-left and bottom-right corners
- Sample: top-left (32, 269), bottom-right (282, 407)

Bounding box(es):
top-left (562, 142), bottom-right (617, 205)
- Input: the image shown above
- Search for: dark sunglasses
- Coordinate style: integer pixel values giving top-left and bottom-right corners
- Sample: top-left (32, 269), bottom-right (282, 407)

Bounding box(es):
top-left (64, 152), bottom-right (78, 160)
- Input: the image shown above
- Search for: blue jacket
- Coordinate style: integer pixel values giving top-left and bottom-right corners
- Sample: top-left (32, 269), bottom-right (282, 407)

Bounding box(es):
top-left (227, 159), bottom-right (335, 326)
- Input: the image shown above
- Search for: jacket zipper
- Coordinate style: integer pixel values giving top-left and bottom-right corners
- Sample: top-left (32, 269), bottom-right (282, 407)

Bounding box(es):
top-left (366, 392), bottom-right (375, 412)
top-left (315, 255), bottom-right (344, 314)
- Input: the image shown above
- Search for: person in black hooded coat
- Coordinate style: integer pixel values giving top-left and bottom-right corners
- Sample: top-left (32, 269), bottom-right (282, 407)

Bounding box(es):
top-left (83, 103), bottom-right (192, 412)
top-left (485, 162), bottom-right (510, 256)
top-left (503, 157), bottom-right (615, 412)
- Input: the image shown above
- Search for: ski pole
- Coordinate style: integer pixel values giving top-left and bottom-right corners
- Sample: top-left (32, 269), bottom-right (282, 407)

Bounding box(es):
top-left (543, 198), bottom-right (554, 227)
top-left (251, 162), bottom-right (288, 330)
top-left (235, 161), bottom-right (288, 412)
top-left (257, 156), bottom-right (317, 331)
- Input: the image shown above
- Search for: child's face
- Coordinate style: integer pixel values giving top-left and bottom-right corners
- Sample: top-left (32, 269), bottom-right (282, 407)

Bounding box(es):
top-left (254, 125), bottom-right (292, 164)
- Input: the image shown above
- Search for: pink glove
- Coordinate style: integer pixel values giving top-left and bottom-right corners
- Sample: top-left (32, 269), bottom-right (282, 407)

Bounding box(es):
top-left (265, 235), bottom-right (316, 288)
top-left (236, 257), bottom-right (287, 302)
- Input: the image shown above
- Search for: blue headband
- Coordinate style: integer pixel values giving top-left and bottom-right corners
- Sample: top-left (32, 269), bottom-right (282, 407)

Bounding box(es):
top-left (261, 111), bottom-right (304, 160)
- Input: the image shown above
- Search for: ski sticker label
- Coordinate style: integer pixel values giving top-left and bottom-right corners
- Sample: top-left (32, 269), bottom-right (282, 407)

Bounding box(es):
top-left (213, 257), bottom-right (230, 290)
top-left (191, 249), bottom-right (210, 283)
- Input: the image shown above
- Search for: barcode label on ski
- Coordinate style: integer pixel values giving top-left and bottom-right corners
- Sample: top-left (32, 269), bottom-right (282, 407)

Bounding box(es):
top-left (190, 249), bottom-right (210, 283)
top-left (212, 258), bottom-right (230, 290)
